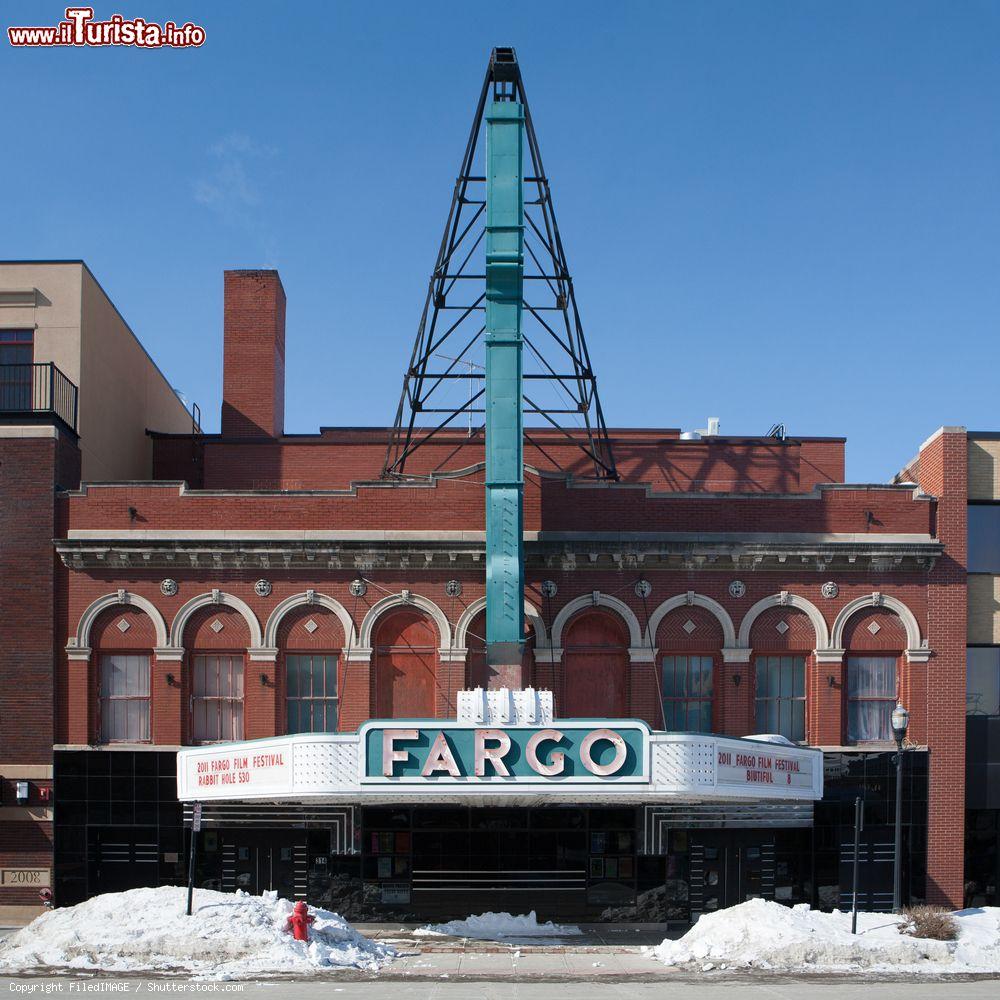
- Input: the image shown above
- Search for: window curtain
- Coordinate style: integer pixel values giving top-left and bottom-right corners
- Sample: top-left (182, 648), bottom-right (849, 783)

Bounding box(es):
top-left (192, 654), bottom-right (244, 742)
top-left (847, 656), bottom-right (897, 742)
top-left (99, 654), bottom-right (150, 742)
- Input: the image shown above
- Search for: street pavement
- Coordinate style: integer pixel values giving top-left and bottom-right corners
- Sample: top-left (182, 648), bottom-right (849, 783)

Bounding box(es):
top-left (1, 923), bottom-right (997, 994)
top-left (1, 978), bottom-right (999, 997)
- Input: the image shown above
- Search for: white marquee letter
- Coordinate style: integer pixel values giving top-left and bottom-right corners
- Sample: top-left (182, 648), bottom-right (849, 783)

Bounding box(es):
top-left (474, 728), bottom-right (512, 777)
top-left (421, 731), bottom-right (462, 777)
top-left (580, 728), bottom-right (627, 776)
top-left (382, 729), bottom-right (418, 777)
top-left (526, 729), bottom-right (566, 776)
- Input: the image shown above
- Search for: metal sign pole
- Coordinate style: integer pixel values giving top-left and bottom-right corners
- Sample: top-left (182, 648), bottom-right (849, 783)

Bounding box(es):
top-left (186, 802), bottom-right (202, 917)
top-left (851, 796), bottom-right (863, 934)
top-left (484, 96), bottom-right (526, 687)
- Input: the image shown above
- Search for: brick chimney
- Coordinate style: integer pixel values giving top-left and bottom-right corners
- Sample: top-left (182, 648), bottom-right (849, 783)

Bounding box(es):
top-left (221, 270), bottom-right (286, 438)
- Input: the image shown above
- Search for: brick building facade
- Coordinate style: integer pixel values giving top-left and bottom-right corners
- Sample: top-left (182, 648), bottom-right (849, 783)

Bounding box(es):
top-left (0, 261), bottom-right (192, 919)
top-left (2, 268), bottom-right (957, 920)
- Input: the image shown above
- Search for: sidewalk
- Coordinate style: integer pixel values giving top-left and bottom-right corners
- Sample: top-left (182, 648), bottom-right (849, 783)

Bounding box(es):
top-left (351, 923), bottom-right (678, 979)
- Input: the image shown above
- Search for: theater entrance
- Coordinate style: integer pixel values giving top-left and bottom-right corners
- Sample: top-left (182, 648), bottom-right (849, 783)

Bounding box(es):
top-left (195, 830), bottom-right (306, 899)
top-left (688, 831), bottom-right (776, 915)
top-left (361, 805), bottom-right (639, 921)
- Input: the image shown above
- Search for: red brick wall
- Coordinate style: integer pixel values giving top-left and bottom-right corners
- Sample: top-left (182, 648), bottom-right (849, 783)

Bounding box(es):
top-left (916, 429), bottom-right (968, 909)
top-left (58, 568), bottom-right (934, 744)
top-left (1, 433), bottom-right (79, 762)
top-left (0, 821), bottom-right (54, 905)
top-left (152, 428), bottom-right (846, 495)
top-left (221, 270), bottom-right (286, 438)
top-left (0, 428), bottom-right (79, 903)
top-left (65, 478), bottom-right (934, 539)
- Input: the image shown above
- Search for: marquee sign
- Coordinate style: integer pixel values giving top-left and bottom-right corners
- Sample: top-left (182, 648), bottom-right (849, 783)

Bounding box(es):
top-left (175, 712), bottom-right (823, 803)
top-left (716, 745), bottom-right (815, 791)
top-left (179, 739), bottom-right (295, 798)
top-left (359, 721), bottom-right (650, 785)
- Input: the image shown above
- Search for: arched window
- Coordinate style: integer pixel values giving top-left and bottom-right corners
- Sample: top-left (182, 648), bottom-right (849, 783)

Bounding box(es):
top-left (89, 605), bottom-right (157, 744)
top-left (748, 607), bottom-right (815, 743)
top-left (841, 608), bottom-right (907, 744)
top-left (185, 606), bottom-right (248, 744)
top-left (654, 604), bottom-right (724, 734)
top-left (277, 605), bottom-right (346, 735)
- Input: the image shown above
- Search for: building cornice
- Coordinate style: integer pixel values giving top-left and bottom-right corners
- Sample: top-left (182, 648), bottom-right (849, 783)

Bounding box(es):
top-left (54, 532), bottom-right (942, 573)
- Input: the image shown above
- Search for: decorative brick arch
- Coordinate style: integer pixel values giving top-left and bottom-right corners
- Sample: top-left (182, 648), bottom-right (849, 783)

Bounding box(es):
top-left (831, 593), bottom-right (926, 660)
top-left (167, 591), bottom-right (262, 650)
top-left (70, 590), bottom-right (168, 651)
top-left (358, 592), bottom-right (452, 652)
top-left (263, 592), bottom-right (358, 650)
top-left (453, 597), bottom-right (547, 652)
top-left (551, 593), bottom-right (643, 650)
top-left (644, 593), bottom-right (737, 649)
top-left (748, 606), bottom-right (819, 652)
top-left (737, 592), bottom-right (830, 650)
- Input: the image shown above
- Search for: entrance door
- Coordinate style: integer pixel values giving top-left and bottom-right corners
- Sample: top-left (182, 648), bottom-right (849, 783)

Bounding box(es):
top-left (221, 833), bottom-right (303, 898)
top-left (90, 827), bottom-right (159, 895)
top-left (690, 833), bottom-right (775, 914)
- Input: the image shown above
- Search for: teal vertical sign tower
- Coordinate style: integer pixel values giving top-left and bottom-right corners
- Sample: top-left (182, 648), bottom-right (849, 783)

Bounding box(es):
top-left (484, 98), bottom-right (526, 684)
top-left (383, 49), bottom-right (619, 684)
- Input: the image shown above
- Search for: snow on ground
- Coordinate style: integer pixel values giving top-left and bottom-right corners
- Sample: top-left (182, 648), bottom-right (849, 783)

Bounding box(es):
top-left (414, 911), bottom-right (583, 939)
top-left (649, 898), bottom-right (1000, 973)
top-left (0, 886), bottom-right (394, 979)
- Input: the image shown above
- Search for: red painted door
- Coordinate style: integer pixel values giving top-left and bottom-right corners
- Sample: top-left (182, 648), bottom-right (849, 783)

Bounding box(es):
top-left (562, 612), bottom-right (628, 717)
top-left (374, 610), bottom-right (437, 718)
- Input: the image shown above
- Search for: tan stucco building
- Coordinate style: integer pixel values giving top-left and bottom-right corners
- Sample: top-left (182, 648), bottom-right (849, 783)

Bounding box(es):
top-left (0, 261), bottom-right (194, 480)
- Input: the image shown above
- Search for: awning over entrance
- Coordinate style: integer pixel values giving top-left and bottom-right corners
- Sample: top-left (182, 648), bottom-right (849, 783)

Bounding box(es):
top-left (176, 688), bottom-right (823, 806)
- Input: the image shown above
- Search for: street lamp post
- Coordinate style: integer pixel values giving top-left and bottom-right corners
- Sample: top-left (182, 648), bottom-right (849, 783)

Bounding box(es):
top-left (891, 702), bottom-right (910, 913)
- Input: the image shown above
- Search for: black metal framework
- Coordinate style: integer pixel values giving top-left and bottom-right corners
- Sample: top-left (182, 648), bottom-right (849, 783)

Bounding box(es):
top-left (382, 47), bottom-right (617, 481)
top-left (0, 362), bottom-right (78, 432)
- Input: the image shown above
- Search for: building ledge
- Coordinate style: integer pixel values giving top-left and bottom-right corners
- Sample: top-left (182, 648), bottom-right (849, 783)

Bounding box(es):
top-left (54, 532), bottom-right (943, 572)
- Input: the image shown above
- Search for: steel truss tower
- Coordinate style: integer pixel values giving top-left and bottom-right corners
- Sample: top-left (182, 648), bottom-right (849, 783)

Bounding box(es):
top-left (381, 47), bottom-right (618, 484)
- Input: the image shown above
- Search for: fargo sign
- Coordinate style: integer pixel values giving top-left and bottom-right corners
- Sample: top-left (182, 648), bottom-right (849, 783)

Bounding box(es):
top-left (360, 722), bottom-right (650, 785)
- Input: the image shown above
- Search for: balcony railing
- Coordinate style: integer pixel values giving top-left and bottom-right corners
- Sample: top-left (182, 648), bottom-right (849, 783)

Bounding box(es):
top-left (0, 363), bottom-right (78, 432)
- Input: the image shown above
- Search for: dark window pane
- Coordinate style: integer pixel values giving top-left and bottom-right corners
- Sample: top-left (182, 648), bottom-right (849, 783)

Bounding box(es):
top-left (967, 648), bottom-right (1000, 717)
top-left (969, 506), bottom-right (1000, 573)
top-left (753, 656), bottom-right (805, 741)
top-left (286, 654), bottom-right (339, 734)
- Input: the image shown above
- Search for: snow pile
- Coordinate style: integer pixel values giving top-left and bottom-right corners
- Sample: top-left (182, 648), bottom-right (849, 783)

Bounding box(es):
top-left (952, 907), bottom-right (1000, 969)
top-left (0, 886), bottom-right (395, 978)
top-left (650, 898), bottom-right (1000, 973)
top-left (414, 910), bottom-right (582, 939)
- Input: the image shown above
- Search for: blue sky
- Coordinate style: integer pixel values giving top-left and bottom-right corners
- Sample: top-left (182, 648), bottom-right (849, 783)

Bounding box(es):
top-left (2, 1), bottom-right (998, 481)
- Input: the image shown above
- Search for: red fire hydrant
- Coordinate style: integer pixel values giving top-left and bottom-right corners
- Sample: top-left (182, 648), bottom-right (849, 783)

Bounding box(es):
top-left (285, 900), bottom-right (315, 942)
